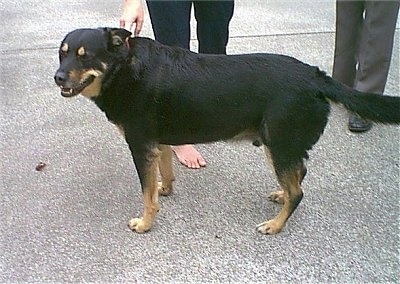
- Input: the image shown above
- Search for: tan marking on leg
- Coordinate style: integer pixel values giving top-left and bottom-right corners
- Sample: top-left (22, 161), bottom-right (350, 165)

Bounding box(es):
top-left (257, 166), bottom-right (303, 235)
top-left (157, 145), bottom-right (175, 196)
top-left (128, 149), bottom-right (161, 233)
top-left (263, 146), bottom-right (275, 173)
top-left (268, 190), bottom-right (285, 204)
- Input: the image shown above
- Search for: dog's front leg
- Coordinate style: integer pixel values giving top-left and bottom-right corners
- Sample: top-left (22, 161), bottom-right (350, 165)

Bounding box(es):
top-left (127, 141), bottom-right (161, 233)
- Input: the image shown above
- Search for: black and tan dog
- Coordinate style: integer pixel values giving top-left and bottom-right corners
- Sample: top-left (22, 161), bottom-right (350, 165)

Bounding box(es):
top-left (54, 28), bottom-right (400, 235)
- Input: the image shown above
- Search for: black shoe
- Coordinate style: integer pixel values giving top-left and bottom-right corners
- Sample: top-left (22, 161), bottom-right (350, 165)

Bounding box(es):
top-left (348, 114), bottom-right (372, 133)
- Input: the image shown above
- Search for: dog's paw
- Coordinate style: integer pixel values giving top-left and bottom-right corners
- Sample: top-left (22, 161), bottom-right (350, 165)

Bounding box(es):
top-left (128, 217), bottom-right (151, 233)
top-left (256, 219), bottom-right (283, 235)
top-left (268, 190), bottom-right (285, 204)
top-left (158, 181), bottom-right (173, 196)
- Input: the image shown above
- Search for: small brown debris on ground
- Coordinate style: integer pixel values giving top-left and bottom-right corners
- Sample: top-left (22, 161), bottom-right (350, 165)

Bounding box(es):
top-left (35, 162), bottom-right (47, 171)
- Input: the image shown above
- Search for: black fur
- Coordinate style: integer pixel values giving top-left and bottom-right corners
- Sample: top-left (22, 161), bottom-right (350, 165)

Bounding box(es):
top-left (54, 28), bottom-right (400, 234)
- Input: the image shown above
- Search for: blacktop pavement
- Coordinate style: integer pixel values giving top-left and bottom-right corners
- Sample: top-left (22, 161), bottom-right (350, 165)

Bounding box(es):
top-left (1, 0), bottom-right (399, 283)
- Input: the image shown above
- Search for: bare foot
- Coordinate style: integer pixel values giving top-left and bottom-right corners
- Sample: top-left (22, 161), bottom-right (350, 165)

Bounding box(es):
top-left (172, 145), bottom-right (206, 169)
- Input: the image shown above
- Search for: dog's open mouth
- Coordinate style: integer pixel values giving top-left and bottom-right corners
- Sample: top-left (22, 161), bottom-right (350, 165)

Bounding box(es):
top-left (60, 75), bottom-right (95, 97)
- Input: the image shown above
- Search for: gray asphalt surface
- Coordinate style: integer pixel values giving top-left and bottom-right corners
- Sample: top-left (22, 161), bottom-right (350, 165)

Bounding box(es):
top-left (1, 0), bottom-right (399, 282)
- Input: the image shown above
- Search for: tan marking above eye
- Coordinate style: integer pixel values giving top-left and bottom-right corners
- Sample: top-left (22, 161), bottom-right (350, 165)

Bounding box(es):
top-left (77, 46), bottom-right (85, 56)
top-left (61, 43), bottom-right (68, 53)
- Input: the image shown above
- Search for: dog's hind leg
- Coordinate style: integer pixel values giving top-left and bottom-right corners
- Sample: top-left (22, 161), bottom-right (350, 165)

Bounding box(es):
top-left (257, 161), bottom-right (305, 235)
top-left (264, 146), bottom-right (307, 205)
top-left (127, 144), bottom-right (161, 233)
top-left (157, 145), bottom-right (175, 196)
top-left (256, 93), bottom-right (326, 234)
top-left (263, 146), bottom-right (285, 204)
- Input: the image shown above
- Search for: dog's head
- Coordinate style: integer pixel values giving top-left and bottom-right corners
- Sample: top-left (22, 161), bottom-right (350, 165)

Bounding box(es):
top-left (54, 28), bottom-right (132, 98)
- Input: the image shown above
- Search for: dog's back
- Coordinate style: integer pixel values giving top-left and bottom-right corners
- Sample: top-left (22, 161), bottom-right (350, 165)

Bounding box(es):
top-left (122, 38), bottom-right (333, 146)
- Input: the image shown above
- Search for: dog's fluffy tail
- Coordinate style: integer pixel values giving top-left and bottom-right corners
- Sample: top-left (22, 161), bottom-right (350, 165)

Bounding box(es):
top-left (321, 74), bottom-right (400, 125)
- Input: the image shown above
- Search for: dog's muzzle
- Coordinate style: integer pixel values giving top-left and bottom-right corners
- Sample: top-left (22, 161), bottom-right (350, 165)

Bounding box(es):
top-left (54, 71), bottom-right (95, 97)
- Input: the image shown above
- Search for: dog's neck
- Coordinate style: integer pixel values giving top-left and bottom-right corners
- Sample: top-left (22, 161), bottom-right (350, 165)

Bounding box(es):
top-left (90, 59), bottom-right (142, 125)
top-left (100, 64), bottom-right (123, 93)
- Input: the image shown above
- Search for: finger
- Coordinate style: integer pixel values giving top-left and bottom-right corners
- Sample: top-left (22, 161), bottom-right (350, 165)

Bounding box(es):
top-left (134, 19), bottom-right (143, 36)
top-left (119, 20), bottom-right (126, 29)
top-left (121, 20), bottom-right (134, 31)
top-left (119, 19), bottom-right (126, 29)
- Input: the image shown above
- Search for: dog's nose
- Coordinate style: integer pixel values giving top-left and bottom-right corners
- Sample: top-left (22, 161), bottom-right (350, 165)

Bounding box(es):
top-left (54, 71), bottom-right (67, 86)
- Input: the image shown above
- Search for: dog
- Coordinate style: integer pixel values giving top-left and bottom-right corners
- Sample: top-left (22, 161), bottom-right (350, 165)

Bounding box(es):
top-left (54, 28), bottom-right (400, 235)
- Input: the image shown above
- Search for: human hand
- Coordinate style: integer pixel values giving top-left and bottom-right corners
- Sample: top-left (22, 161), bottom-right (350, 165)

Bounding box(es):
top-left (120, 0), bottom-right (144, 36)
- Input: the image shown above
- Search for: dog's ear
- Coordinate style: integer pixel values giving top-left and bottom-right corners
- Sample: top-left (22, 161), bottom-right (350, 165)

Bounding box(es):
top-left (99, 27), bottom-right (132, 49)
top-left (110, 28), bottom-right (132, 47)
